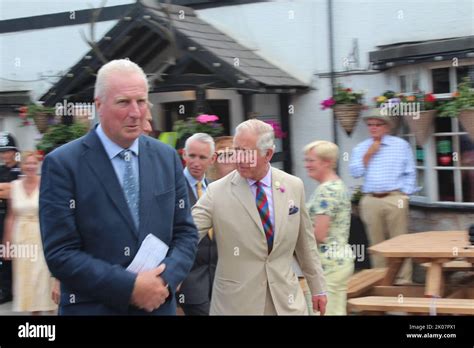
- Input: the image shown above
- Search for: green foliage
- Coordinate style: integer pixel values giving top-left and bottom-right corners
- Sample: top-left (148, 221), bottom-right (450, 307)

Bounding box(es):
top-left (36, 123), bottom-right (88, 154)
top-left (26, 103), bottom-right (55, 118)
top-left (172, 116), bottom-right (224, 141)
top-left (438, 77), bottom-right (474, 117)
top-left (333, 84), bottom-right (364, 105)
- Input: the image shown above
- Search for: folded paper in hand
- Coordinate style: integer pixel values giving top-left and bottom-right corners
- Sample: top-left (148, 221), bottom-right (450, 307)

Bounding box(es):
top-left (126, 234), bottom-right (169, 273)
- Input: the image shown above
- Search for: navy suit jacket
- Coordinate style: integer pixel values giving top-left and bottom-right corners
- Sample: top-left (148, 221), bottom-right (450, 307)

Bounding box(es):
top-left (39, 128), bottom-right (198, 315)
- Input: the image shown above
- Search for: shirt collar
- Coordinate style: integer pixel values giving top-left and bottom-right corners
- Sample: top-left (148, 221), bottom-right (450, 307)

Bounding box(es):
top-left (183, 167), bottom-right (207, 188)
top-left (380, 134), bottom-right (395, 146)
top-left (96, 123), bottom-right (139, 159)
top-left (247, 165), bottom-right (272, 188)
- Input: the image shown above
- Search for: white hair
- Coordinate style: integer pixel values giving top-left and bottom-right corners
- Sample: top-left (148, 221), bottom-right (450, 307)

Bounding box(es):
top-left (184, 133), bottom-right (215, 156)
top-left (304, 140), bottom-right (339, 169)
top-left (235, 119), bottom-right (275, 155)
top-left (94, 59), bottom-right (149, 100)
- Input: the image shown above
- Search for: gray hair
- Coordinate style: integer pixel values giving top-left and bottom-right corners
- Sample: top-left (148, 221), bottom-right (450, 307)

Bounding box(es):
top-left (184, 133), bottom-right (215, 156)
top-left (235, 119), bottom-right (275, 155)
top-left (94, 59), bottom-right (149, 100)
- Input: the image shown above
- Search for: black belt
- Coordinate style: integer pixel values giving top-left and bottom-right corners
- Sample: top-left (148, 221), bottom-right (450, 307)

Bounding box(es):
top-left (367, 191), bottom-right (399, 198)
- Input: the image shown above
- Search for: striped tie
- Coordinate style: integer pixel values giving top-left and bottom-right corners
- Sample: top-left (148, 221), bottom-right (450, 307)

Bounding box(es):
top-left (255, 181), bottom-right (273, 252)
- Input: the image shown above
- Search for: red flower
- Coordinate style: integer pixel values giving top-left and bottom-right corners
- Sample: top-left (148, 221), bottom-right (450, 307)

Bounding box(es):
top-left (424, 93), bottom-right (436, 102)
top-left (346, 88), bottom-right (352, 92)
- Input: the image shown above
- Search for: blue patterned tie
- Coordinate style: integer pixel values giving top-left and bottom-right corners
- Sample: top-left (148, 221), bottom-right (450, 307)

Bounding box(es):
top-left (119, 149), bottom-right (139, 229)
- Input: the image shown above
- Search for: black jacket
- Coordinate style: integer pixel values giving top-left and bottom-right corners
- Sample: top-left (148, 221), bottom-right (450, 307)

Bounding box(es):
top-left (177, 179), bottom-right (218, 305)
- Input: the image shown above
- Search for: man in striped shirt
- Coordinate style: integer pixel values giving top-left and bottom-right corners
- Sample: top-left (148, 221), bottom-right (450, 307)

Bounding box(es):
top-left (349, 108), bottom-right (416, 283)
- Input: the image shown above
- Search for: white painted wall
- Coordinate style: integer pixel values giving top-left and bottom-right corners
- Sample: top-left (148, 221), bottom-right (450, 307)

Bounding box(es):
top-left (0, 1), bottom-right (129, 147)
top-left (197, 0), bottom-right (474, 196)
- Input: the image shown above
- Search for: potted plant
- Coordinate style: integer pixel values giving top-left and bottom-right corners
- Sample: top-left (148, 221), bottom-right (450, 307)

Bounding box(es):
top-left (36, 122), bottom-right (88, 155)
top-left (438, 77), bottom-right (474, 141)
top-left (321, 84), bottom-right (364, 135)
top-left (173, 114), bottom-right (225, 148)
top-left (401, 92), bottom-right (438, 146)
top-left (264, 119), bottom-right (287, 139)
top-left (374, 90), bottom-right (404, 134)
top-left (19, 103), bottom-right (56, 133)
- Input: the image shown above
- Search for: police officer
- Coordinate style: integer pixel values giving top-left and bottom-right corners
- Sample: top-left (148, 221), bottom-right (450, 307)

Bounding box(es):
top-left (0, 132), bottom-right (21, 304)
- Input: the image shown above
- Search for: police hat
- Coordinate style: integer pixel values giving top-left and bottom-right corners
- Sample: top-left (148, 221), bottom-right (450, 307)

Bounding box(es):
top-left (0, 132), bottom-right (18, 152)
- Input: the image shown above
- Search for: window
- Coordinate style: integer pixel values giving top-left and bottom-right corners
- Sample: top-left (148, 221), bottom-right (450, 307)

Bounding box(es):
top-left (397, 63), bottom-right (474, 205)
top-left (432, 117), bottom-right (474, 203)
top-left (432, 68), bottom-right (450, 93)
top-left (400, 124), bottom-right (426, 199)
top-left (399, 72), bottom-right (420, 93)
top-left (425, 65), bottom-right (474, 203)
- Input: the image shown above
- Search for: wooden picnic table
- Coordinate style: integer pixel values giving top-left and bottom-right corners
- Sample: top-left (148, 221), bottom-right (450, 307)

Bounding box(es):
top-left (369, 231), bottom-right (474, 297)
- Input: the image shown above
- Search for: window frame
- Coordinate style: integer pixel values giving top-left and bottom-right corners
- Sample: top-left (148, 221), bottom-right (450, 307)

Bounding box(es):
top-left (397, 59), bottom-right (474, 207)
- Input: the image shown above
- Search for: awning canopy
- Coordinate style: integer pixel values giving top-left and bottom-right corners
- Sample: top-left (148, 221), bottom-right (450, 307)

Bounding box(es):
top-left (369, 36), bottom-right (474, 70)
top-left (41, 0), bottom-right (306, 105)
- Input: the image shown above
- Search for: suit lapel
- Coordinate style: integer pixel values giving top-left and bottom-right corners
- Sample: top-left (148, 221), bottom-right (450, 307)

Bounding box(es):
top-left (271, 168), bottom-right (288, 249)
top-left (231, 172), bottom-right (265, 236)
top-left (82, 130), bottom-right (138, 238)
top-left (186, 180), bottom-right (197, 206)
top-left (137, 137), bottom-right (156, 241)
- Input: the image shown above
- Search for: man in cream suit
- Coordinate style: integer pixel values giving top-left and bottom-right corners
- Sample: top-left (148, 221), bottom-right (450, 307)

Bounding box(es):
top-left (192, 119), bottom-right (327, 315)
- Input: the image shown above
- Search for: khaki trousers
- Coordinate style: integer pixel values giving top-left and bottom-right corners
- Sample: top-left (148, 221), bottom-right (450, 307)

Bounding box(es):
top-left (264, 285), bottom-right (277, 315)
top-left (359, 192), bottom-right (412, 283)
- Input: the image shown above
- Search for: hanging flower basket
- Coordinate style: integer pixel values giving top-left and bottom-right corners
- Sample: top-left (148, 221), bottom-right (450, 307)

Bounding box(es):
top-left (405, 109), bottom-right (437, 146)
top-left (321, 85), bottom-right (364, 136)
top-left (459, 108), bottom-right (474, 141)
top-left (33, 112), bottom-right (52, 134)
top-left (389, 115), bottom-right (404, 135)
top-left (333, 104), bottom-right (362, 135)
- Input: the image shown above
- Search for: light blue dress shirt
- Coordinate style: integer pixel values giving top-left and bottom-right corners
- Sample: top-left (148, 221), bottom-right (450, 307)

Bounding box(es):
top-left (95, 124), bottom-right (140, 190)
top-left (183, 167), bottom-right (208, 200)
top-left (349, 135), bottom-right (416, 194)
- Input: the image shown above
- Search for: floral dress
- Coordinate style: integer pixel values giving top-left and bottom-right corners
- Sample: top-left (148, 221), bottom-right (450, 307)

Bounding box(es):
top-left (307, 179), bottom-right (354, 270)
top-left (306, 179), bottom-right (354, 315)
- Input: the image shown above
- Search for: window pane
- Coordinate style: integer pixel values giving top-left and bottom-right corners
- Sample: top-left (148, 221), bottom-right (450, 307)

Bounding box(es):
top-left (416, 146), bottom-right (424, 165)
top-left (432, 68), bottom-right (450, 93)
top-left (438, 170), bottom-right (455, 201)
top-left (436, 136), bottom-right (454, 166)
top-left (416, 169), bottom-right (426, 196)
top-left (460, 134), bottom-right (474, 167)
top-left (412, 73), bottom-right (420, 92)
top-left (400, 75), bottom-right (407, 93)
top-left (435, 116), bottom-right (452, 133)
top-left (456, 65), bottom-right (474, 86)
top-left (461, 170), bottom-right (474, 202)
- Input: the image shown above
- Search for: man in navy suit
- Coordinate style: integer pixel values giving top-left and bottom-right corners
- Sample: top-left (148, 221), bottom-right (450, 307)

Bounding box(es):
top-left (39, 59), bottom-right (198, 315)
top-left (177, 133), bottom-right (217, 315)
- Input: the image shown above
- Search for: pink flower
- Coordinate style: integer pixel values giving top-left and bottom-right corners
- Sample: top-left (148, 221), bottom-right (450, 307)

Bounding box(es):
top-left (320, 98), bottom-right (336, 110)
top-left (196, 114), bottom-right (219, 123)
top-left (265, 120), bottom-right (287, 139)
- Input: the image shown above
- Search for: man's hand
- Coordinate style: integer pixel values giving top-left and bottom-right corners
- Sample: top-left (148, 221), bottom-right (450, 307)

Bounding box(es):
top-left (363, 139), bottom-right (381, 167)
top-left (131, 264), bottom-right (169, 312)
top-left (312, 294), bottom-right (327, 316)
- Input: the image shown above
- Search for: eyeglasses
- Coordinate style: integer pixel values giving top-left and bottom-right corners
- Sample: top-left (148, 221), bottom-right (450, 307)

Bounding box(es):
top-left (367, 123), bottom-right (385, 127)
